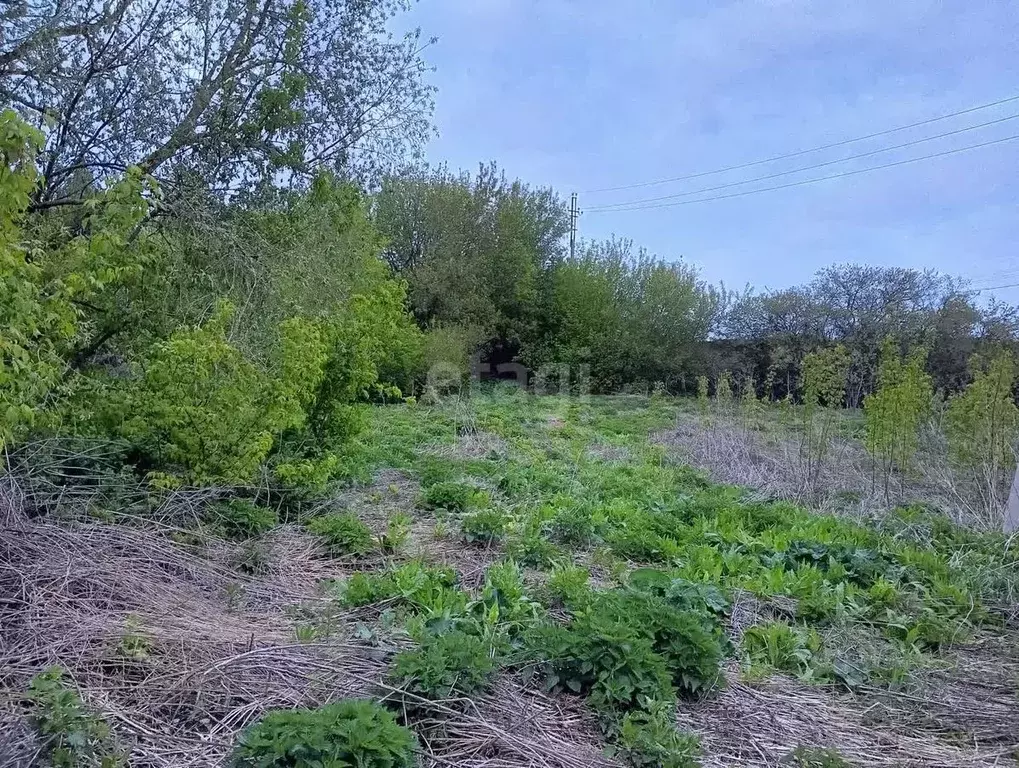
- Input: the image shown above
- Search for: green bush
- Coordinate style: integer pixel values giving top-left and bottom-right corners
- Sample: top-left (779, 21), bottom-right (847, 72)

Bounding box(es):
top-left (461, 509), bottom-right (508, 545)
top-left (306, 513), bottom-right (375, 556)
top-left (231, 699), bottom-right (416, 768)
top-left (392, 630), bottom-right (496, 699)
top-left (338, 562), bottom-right (463, 614)
top-left (420, 481), bottom-right (481, 511)
top-left (525, 612), bottom-right (674, 713)
top-left (210, 499), bottom-right (278, 540)
top-left (120, 301), bottom-right (293, 485)
top-left (26, 667), bottom-right (121, 768)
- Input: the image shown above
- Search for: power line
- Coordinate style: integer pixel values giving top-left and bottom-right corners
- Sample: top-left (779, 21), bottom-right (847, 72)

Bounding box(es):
top-left (972, 281), bottom-right (1019, 293)
top-left (580, 92), bottom-right (1019, 195)
top-left (587, 112), bottom-right (1019, 212)
top-left (584, 132), bottom-right (1019, 214)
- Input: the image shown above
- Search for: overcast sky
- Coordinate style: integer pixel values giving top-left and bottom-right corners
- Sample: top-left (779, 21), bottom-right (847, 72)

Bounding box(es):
top-left (397, 0), bottom-right (1019, 303)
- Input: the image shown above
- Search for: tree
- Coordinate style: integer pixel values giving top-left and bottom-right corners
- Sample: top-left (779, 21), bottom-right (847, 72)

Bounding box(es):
top-left (374, 163), bottom-right (569, 349)
top-left (2, 0), bottom-right (434, 203)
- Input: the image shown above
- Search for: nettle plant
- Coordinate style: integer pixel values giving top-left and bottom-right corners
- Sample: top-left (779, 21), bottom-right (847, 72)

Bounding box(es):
top-left (231, 699), bottom-right (416, 768)
top-left (26, 667), bottom-right (122, 768)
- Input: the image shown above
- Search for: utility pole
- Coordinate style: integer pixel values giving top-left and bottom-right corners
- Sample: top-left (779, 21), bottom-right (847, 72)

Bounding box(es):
top-left (569, 192), bottom-right (579, 259)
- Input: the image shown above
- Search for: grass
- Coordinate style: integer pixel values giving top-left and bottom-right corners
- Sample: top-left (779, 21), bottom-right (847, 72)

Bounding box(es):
top-left (7, 387), bottom-right (1018, 768)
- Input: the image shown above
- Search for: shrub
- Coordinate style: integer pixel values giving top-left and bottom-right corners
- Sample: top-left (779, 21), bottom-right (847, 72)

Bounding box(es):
top-left (26, 667), bottom-right (121, 768)
top-left (461, 509), bottom-right (508, 545)
top-left (420, 481), bottom-right (480, 512)
top-left (337, 562), bottom-right (464, 615)
top-left (210, 499), bottom-right (278, 540)
top-left (120, 301), bottom-right (293, 484)
top-left (392, 630), bottom-right (496, 699)
top-left (231, 699), bottom-right (416, 768)
top-left (306, 513), bottom-right (375, 556)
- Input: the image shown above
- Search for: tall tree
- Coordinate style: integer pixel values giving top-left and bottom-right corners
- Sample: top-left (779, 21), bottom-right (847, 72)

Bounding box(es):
top-left (2, 0), bottom-right (434, 203)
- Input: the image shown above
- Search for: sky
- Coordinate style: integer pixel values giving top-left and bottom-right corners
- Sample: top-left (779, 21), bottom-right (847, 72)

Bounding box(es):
top-left (395, 0), bottom-right (1019, 303)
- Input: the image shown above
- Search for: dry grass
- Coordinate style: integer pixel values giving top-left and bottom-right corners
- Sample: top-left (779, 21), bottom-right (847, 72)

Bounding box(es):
top-left (676, 653), bottom-right (1019, 767)
top-left (660, 411), bottom-right (1016, 531)
top-left (0, 466), bottom-right (591, 768)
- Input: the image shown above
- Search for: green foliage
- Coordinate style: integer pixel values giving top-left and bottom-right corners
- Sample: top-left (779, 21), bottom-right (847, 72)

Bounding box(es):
top-left (864, 338), bottom-right (933, 493)
top-left (523, 240), bottom-right (716, 392)
top-left (420, 481), bottom-right (481, 511)
top-left (544, 564), bottom-right (593, 608)
top-left (784, 746), bottom-right (853, 768)
top-left (119, 301), bottom-right (289, 484)
top-left (509, 531), bottom-right (563, 569)
top-left (210, 499), bottom-right (278, 540)
top-left (338, 562), bottom-right (462, 612)
top-left (715, 370), bottom-right (733, 404)
top-left (379, 512), bottom-right (412, 554)
top-left (799, 344), bottom-right (850, 486)
top-left (461, 509), bottom-right (508, 545)
top-left (26, 667), bottom-right (121, 768)
top-left (231, 699), bottom-right (416, 768)
top-left (392, 630), bottom-right (496, 699)
top-left (946, 350), bottom-right (1019, 474)
top-left (306, 513), bottom-right (375, 556)
top-left (696, 375), bottom-right (710, 417)
top-left (610, 701), bottom-right (701, 768)
top-left (741, 622), bottom-right (821, 677)
top-left (545, 505), bottom-right (598, 547)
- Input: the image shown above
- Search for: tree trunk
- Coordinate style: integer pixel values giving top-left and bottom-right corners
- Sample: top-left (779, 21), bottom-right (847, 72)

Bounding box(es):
top-left (1005, 463), bottom-right (1019, 534)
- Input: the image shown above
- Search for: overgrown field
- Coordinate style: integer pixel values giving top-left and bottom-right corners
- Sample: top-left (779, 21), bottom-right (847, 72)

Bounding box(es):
top-left (3, 391), bottom-right (1018, 767)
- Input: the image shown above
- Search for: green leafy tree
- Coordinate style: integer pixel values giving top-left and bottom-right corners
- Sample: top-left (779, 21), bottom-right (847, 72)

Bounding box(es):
top-left (945, 350), bottom-right (1019, 519)
top-left (864, 338), bottom-right (933, 498)
top-left (799, 344), bottom-right (850, 489)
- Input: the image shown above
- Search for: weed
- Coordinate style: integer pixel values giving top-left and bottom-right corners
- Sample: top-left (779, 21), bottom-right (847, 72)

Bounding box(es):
top-left (609, 700), bottom-right (701, 768)
top-left (784, 746), bottom-right (854, 767)
top-left (234, 539), bottom-right (270, 575)
top-left (231, 699), bottom-right (416, 767)
top-left (509, 532), bottom-right (563, 569)
top-left (461, 509), bottom-right (508, 545)
top-left (26, 667), bottom-right (121, 768)
top-left (379, 512), bottom-right (411, 554)
top-left (392, 630), bottom-right (497, 699)
top-left (209, 498), bottom-right (277, 540)
top-left (306, 512), bottom-right (375, 556)
top-left (741, 622), bottom-right (822, 678)
top-left (543, 564), bottom-right (592, 608)
top-left (420, 481), bottom-right (482, 512)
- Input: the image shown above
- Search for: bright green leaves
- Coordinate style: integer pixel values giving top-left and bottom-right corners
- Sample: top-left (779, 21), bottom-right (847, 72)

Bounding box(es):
top-left (231, 699), bottom-right (416, 768)
top-left (864, 337), bottom-right (933, 490)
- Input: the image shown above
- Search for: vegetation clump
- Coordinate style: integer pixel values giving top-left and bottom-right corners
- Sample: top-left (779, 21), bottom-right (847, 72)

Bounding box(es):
top-left (231, 699), bottom-right (416, 768)
top-left (306, 513), bottom-right (375, 556)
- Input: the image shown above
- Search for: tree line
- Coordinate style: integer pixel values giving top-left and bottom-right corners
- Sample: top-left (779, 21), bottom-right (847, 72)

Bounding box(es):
top-left (3, 0), bottom-right (1018, 492)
